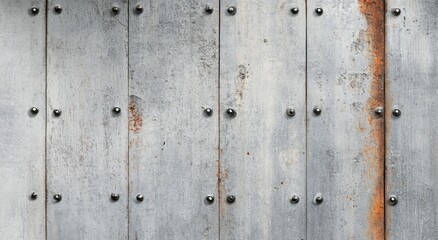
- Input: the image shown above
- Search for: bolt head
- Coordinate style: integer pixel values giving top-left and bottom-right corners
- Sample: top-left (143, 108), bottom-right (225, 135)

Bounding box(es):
top-left (204, 108), bottom-right (213, 116)
top-left (54, 194), bottom-right (62, 202)
top-left (53, 109), bottom-right (62, 117)
top-left (136, 193), bottom-right (144, 202)
top-left (31, 192), bottom-right (38, 200)
top-left (313, 107), bottom-right (322, 115)
top-left (290, 195), bottom-right (300, 204)
top-left (31, 7), bottom-right (39, 15)
top-left (392, 8), bottom-right (401, 16)
top-left (227, 6), bottom-right (237, 15)
top-left (113, 107), bottom-right (121, 114)
top-left (111, 193), bottom-right (120, 201)
top-left (374, 108), bottom-right (384, 116)
top-left (205, 5), bottom-right (214, 14)
top-left (30, 107), bottom-right (39, 115)
top-left (205, 195), bottom-right (215, 204)
top-left (226, 108), bottom-right (237, 118)
top-left (112, 6), bottom-right (120, 15)
top-left (315, 196), bottom-right (323, 204)
top-left (388, 196), bottom-right (398, 205)
top-left (291, 7), bottom-right (299, 14)
top-left (227, 195), bottom-right (236, 203)
top-left (135, 5), bottom-right (144, 14)
top-left (392, 108), bottom-right (401, 117)
top-left (286, 108), bottom-right (296, 117)
top-left (54, 5), bottom-right (62, 14)
top-left (315, 8), bottom-right (323, 15)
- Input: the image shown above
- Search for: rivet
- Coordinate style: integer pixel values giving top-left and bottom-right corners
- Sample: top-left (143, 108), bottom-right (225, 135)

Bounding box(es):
top-left (388, 195), bottom-right (398, 205)
top-left (204, 108), bottom-right (213, 116)
top-left (112, 6), bottom-right (120, 15)
top-left (135, 4), bottom-right (144, 14)
top-left (54, 5), bottom-right (62, 14)
top-left (313, 107), bottom-right (322, 115)
top-left (30, 107), bottom-right (39, 115)
top-left (30, 192), bottom-right (38, 200)
top-left (392, 8), bottom-right (401, 16)
top-left (286, 108), bottom-right (296, 117)
top-left (290, 195), bottom-right (300, 204)
top-left (290, 7), bottom-right (299, 14)
top-left (111, 193), bottom-right (120, 201)
top-left (113, 107), bottom-right (121, 114)
top-left (374, 107), bottom-right (384, 116)
top-left (227, 195), bottom-right (236, 203)
top-left (314, 195), bottom-right (323, 204)
top-left (54, 194), bottom-right (62, 202)
top-left (392, 108), bottom-right (401, 117)
top-left (205, 195), bottom-right (215, 204)
top-left (227, 6), bottom-right (237, 15)
top-left (226, 108), bottom-right (237, 118)
top-left (315, 8), bottom-right (323, 15)
top-left (205, 5), bottom-right (214, 14)
top-left (136, 193), bottom-right (144, 202)
top-left (53, 109), bottom-right (62, 117)
top-left (31, 7), bottom-right (39, 15)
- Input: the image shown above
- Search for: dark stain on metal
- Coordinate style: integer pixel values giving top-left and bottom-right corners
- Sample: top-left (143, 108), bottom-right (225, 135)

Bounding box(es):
top-left (358, 0), bottom-right (385, 239)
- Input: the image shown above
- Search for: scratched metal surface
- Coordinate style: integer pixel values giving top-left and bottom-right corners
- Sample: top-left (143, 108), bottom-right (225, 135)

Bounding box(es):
top-left (0, 1), bottom-right (46, 239)
top-left (46, 0), bottom-right (129, 239)
top-left (386, 1), bottom-right (438, 239)
top-left (219, 1), bottom-right (307, 239)
top-left (128, 0), bottom-right (219, 239)
top-left (306, 0), bottom-right (384, 239)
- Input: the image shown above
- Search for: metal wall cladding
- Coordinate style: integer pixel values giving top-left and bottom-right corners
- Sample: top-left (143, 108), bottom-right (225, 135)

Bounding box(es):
top-left (0, 1), bottom-right (437, 240)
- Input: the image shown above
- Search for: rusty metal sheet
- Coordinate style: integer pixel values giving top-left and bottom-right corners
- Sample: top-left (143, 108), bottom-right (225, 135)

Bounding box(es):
top-left (128, 0), bottom-right (219, 239)
top-left (386, 1), bottom-right (438, 239)
top-left (306, 0), bottom-right (384, 239)
top-left (0, 1), bottom-right (46, 239)
top-left (46, 0), bottom-right (129, 239)
top-left (219, 0), bottom-right (307, 239)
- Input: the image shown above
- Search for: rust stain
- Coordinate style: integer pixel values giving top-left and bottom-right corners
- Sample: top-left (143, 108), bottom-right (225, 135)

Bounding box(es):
top-left (129, 98), bottom-right (143, 133)
top-left (236, 64), bottom-right (249, 100)
top-left (358, 0), bottom-right (385, 239)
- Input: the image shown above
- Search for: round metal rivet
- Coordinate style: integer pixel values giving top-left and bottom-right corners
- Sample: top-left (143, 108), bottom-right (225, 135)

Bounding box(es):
top-left (226, 108), bottom-right (237, 118)
top-left (204, 108), bottom-right (213, 116)
top-left (388, 195), bottom-right (398, 205)
top-left (392, 8), bottom-right (401, 16)
top-left (31, 7), bottom-right (39, 15)
top-left (113, 107), bottom-right (121, 114)
top-left (136, 193), bottom-right (144, 202)
top-left (291, 7), bottom-right (299, 14)
top-left (314, 196), bottom-right (323, 204)
top-left (227, 6), bottom-right (236, 15)
top-left (135, 5), bottom-right (144, 14)
top-left (54, 194), bottom-right (62, 202)
top-left (111, 193), bottom-right (120, 201)
top-left (112, 6), bottom-right (120, 15)
top-left (374, 107), bottom-right (384, 116)
top-left (286, 108), bottom-right (296, 117)
top-left (205, 195), bottom-right (214, 204)
top-left (315, 8), bottom-right (323, 15)
top-left (30, 107), bottom-right (39, 115)
top-left (227, 195), bottom-right (236, 203)
top-left (31, 192), bottom-right (38, 200)
top-left (53, 109), bottom-right (62, 117)
top-left (290, 195), bottom-right (300, 204)
top-left (54, 5), bottom-right (62, 14)
top-left (205, 5), bottom-right (214, 14)
top-left (313, 107), bottom-right (322, 115)
top-left (392, 108), bottom-right (401, 117)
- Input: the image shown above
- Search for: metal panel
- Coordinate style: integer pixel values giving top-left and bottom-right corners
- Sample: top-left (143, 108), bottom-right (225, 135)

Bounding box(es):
top-left (128, 1), bottom-right (219, 239)
top-left (46, 1), bottom-right (128, 239)
top-left (219, 1), bottom-right (306, 239)
top-left (386, 1), bottom-right (438, 239)
top-left (0, 1), bottom-right (46, 239)
top-left (306, 1), bottom-right (384, 239)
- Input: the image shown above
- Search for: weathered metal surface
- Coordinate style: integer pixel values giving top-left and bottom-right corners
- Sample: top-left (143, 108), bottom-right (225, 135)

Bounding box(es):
top-left (386, 1), bottom-right (438, 239)
top-left (0, 1), bottom-right (46, 239)
top-left (307, 0), bottom-right (384, 239)
top-left (128, 0), bottom-right (219, 239)
top-left (46, 0), bottom-right (129, 239)
top-left (219, 0), bottom-right (307, 239)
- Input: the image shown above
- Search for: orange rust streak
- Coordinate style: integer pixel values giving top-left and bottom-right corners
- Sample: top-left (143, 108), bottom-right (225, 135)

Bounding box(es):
top-left (358, 0), bottom-right (385, 239)
top-left (129, 99), bottom-right (143, 133)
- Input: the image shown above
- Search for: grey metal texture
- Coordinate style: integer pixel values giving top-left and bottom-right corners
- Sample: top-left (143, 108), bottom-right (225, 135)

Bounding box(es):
top-left (307, 0), bottom-right (384, 239)
top-left (46, 0), bottom-right (129, 239)
top-left (128, 0), bottom-right (220, 239)
top-left (0, 0), bottom-right (46, 239)
top-left (219, 0), bottom-right (307, 239)
top-left (386, 0), bottom-right (438, 239)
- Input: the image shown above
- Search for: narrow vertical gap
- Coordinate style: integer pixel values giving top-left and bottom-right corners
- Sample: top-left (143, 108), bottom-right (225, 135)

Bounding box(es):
top-left (44, 1), bottom-right (48, 239)
top-left (217, 1), bottom-right (222, 240)
top-left (127, 0), bottom-right (131, 239)
top-left (304, 0), bottom-right (308, 239)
